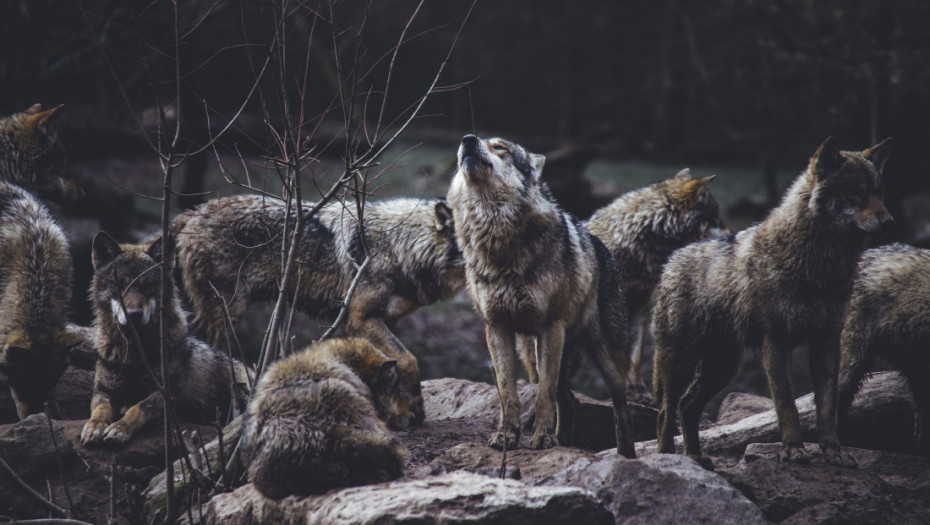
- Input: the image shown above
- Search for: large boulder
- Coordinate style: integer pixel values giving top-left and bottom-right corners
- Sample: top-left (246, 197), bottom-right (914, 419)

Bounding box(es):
top-left (202, 471), bottom-right (613, 525)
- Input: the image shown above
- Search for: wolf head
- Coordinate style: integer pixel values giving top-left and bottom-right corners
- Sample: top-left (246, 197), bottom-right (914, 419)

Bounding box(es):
top-left (456, 134), bottom-right (546, 196)
top-left (91, 231), bottom-right (165, 331)
top-left (1, 104), bottom-right (81, 204)
top-left (806, 137), bottom-right (894, 232)
top-left (0, 328), bottom-right (83, 418)
top-left (664, 168), bottom-right (729, 238)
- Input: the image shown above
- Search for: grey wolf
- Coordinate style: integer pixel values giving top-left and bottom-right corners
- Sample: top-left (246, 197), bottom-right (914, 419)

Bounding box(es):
top-left (172, 195), bottom-right (464, 428)
top-left (838, 243), bottom-right (930, 455)
top-left (239, 337), bottom-right (409, 498)
top-left (0, 182), bottom-right (83, 419)
top-left (653, 137), bottom-right (893, 469)
top-left (447, 134), bottom-right (635, 457)
top-left (80, 232), bottom-right (251, 446)
top-left (0, 104), bottom-right (80, 203)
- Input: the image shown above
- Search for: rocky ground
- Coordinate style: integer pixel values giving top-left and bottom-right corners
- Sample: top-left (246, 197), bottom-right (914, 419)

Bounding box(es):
top-left (1, 366), bottom-right (927, 524)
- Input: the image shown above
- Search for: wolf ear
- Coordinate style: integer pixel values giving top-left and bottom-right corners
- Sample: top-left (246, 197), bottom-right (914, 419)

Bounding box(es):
top-left (23, 103), bottom-right (44, 115)
top-left (434, 201), bottom-right (454, 233)
top-left (811, 137), bottom-right (844, 180)
top-left (863, 137), bottom-right (893, 172)
top-left (146, 235), bottom-right (164, 263)
top-left (673, 168), bottom-right (692, 181)
top-left (24, 105), bottom-right (64, 137)
top-left (92, 231), bottom-right (123, 270)
top-left (679, 175), bottom-right (716, 204)
top-left (530, 153), bottom-right (546, 181)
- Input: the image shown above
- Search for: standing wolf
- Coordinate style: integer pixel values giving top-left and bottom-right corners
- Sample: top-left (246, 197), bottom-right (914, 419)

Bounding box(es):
top-left (239, 337), bottom-right (408, 498)
top-left (0, 183), bottom-right (83, 419)
top-left (447, 134), bottom-right (635, 457)
top-left (837, 244), bottom-right (930, 455)
top-left (80, 232), bottom-right (251, 446)
top-left (653, 137), bottom-right (893, 469)
top-left (519, 169), bottom-right (725, 400)
top-left (172, 195), bottom-right (463, 429)
top-left (0, 104), bottom-right (80, 203)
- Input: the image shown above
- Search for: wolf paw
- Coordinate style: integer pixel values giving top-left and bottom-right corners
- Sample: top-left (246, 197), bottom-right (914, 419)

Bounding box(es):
top-left (687, 454), bottom-right (715, 471)
top-left (823, 447), bottom-right (858, 468)
top-left (529, 432), bottom-right (558, 450)
top-left (102, 421), bottom-right (134, 445)
top-left (779, 445), bottom-right (811, 464)
top-left (80, 419), bottom-right (109, 446)
top-left (488, 429), bottom-right (519, 451)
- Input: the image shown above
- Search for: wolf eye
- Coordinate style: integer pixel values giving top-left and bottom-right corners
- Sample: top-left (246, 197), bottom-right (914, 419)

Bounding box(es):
top-left (491, 144), bottom-right (507, 153)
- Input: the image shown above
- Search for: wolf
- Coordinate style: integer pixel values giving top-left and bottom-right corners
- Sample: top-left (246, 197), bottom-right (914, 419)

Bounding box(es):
top-left (80, 232), bottom-right (252, 447)
top-left (447, 134), bottom-right (635, 457)
top-left (171, 195), bottom-right (464, 428)
top-left (239, 337), bottom-right (409, 498)
top-left (652, 137), bottom-right (893, 469)
top-left (0, 183), bottom-right (83, 419)
top-left (837, 243), bottom-right (930, 455)
top-left (0, 104), bottom-right (80, 203)
top-left (518, 169), bottom-right (727, 400)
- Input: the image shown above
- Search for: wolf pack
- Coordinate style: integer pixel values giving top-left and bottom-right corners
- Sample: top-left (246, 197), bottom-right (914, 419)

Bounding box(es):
top-left (0, 102), bottom-right (922, 499)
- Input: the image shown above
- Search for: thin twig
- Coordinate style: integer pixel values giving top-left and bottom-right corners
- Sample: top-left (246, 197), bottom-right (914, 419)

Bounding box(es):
top-left (43, 406), bottom-right (76, 518)
top-left (0, 455), bottom-right (68, 518)
top-left (320, 255), bottom-right (371, 340)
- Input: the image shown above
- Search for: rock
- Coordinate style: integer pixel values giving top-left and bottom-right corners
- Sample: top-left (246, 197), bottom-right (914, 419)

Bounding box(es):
top-left (419, 443), bottom-right (766, 525)
top-left (143, 416), bottom-right (242, 524)
top-left (715, 392), bottom-right (773, 426)
top-left (0, 413), bottom-right (73, 477)
top-left (0, 366), bottom-right (94, 424)
top-left (420, 378), bottom-right (658, 452)
top-left (201, 471), bottom-right (613, 524)
top-left (721, 442), bottom-right (930, 524)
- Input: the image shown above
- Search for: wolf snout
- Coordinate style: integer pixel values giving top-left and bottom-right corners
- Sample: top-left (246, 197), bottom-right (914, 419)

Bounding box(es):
top-left (112, 293), bottom-right (157, 326)
top-left (461, 134), bottom-right (479, 150)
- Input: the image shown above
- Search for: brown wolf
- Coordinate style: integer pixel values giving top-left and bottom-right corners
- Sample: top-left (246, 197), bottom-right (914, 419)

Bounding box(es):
top-left (239, 337), bottom-right (409, 499)
top-left (0, 104), bottom-right (80, 203)
top-left (653, 137), bottom-right (893, 469)
top-left (837, 243), bottom-right (930, 455)
top-left (172, 195), bottom-right (464, 429)
top-left (80, 232), bottom-right (251, 447)
top-left (447, 134), bottom-right (635, 457)
top-left (519, 169), bottom-right (726, 399)
top-left (0, 183), bottom-right (83, 419)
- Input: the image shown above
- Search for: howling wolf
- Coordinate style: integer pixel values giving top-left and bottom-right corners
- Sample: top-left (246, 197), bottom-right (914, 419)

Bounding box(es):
top-left (653, 137), bottom-right (893, 469)
top-left (447, 134), bottom-right (635, 457)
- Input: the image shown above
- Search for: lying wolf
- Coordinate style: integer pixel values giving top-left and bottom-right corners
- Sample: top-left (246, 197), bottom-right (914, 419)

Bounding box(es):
top-left (239, 337), bottom-right (409, 498)
top-left (653, 137), bottom-right (893, 469)
top-left (0, 183), bottom-right (83, 419)
top-left (838, 243), bottom-right (930, 455)
top-left (447, 134), bottom-right (635, 457)
top-left (80, 232), bottom-right (251, 447)
top-left (172, 195), bottom-right (464, 429)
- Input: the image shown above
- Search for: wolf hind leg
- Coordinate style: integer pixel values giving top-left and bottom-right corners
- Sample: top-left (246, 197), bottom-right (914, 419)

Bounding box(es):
top-left (583, 330), bottom-right (636, 458)
top-left (517, 334), bottom-right (538, 383)
top-left (678, 342), bottom-right (741, 470)
top-left (810, 333), bottom-right (857, 468)
top-left (531, 321), bottom-right (565, 450)
top-left (626, 309), bottom-right (652, 404)
top-left (836, 325), bottom-right (876, 440)
top-left (653, 339), bottom-right (697, 455)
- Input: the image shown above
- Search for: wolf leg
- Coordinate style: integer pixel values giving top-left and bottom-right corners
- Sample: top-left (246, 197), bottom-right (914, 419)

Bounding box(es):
top-left (626, 309), bottom-right (652, 403)
top-left (762, 336), bottom-right (809, 463)
top-left (653, 340), bottom-right (695, 454)
top-left (679, 343), bottom-right (740, 470)
top-left (810, 333), bottom-right (857, 468)
top-left (531, 321), bottom-right (565, 450)
top-left (836, 323), bottom-right (875, 439)
top-left (486, 324), bottom-right (520, 450)
top-left (585, 332), bottom-right (636, 458)
top-left (900, 367), bottom-right (930, 456)
top-left (517, 334), bottom-right (538, 383)
top-left (103, 390), bottom-right (165, 445)
top-left (81, 397), bottom-right (115, 446)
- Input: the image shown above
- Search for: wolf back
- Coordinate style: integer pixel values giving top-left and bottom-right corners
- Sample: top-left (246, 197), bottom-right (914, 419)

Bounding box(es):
top-left (0, 182), bottom-right (82, 419)
top-left (652, 137), bottom-right (893, 469)
top-left (239, 337), bottom-right (408, 499)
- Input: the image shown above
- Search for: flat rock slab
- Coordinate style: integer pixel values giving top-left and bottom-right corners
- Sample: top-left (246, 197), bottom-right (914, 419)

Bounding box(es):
top-left (204, 471), bottom-right (614, 525)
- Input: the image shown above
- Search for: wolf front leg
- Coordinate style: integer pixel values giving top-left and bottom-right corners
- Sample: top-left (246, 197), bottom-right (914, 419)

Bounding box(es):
top-left (486, 324), bottom-right (521, 450)
top-left (531, 321), bottom-right (565, 450)
top-left (762, 335), bottom-right (810, 463)
top-left (809, 333), bottom-right (857, 468)
top-left (102, 390), bottom-right (165, 445)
